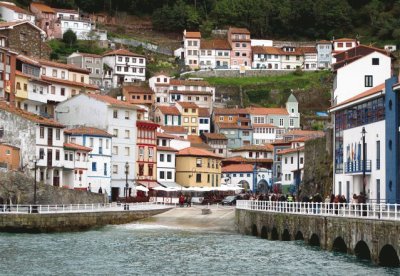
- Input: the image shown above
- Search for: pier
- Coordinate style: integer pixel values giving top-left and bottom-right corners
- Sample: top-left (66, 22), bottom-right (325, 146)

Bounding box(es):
top-left (236, 200), bottom-right (400, 267)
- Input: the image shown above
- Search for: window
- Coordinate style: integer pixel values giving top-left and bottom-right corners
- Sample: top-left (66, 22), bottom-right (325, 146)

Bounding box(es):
top-left (300, 157), bottom-right (304, 164)
top-left (159, 171), bottom-right (165, 179)
top-left (89, 138), bottom-right (94, 147)
top-left (365, 75), bottom-right (373, 87)
top-left (113, 129), bottom-right (118, 137)
top-left (39, 148), bottom-right (45, 159)
top-left (139, 164), bottom-right (144, 176)
top-left (290, 119), bottom-right (294, 127)
top-left (125, 147), bottom-right (130, 156)
top-left (60, 88), bottom-right (65, 96)
top-left (184, 117), bottom-right (189, 123)
top-left (376, 140), bottom-right (380, 170)
top-left (167, 171), bottom-right (172, 179)
top-left (56, 129), bottom-right (60, 140)
top-left (125, 111), bottom-right (130, 120)
top-left (52, 69), bottom-right (57, 77)
top-left (106, 139), bottom-right (109, 149)
top-left (51, 86), bottom-right (55, 94)
top-left (112, 146), bottom-right (118, 155)
top-left (139, 147), bottom-right (144, 156)
top-left (160, 154), bottom-right (164, 162)
top-left (149, 148), bottom-right (154, 158)
top-left (55, 150), bottom-right (60, 161)
top-left (196, 158), bottom-right (202, 167)
top-left (285, 157), bottom-right (288, 164)
top-left (92, 162), bottom-right (97, 171)
top-left (196, 173), bottom-right (201, 183)
top-left (113, 110), bottom-right (118, 118)
top-left (113, 165), bottom-right (118, 174)
top-left (372, 58), bottom-right (379, 65)
top-left (167, 154), bottom-right (171, 162)
top-left (279, 118), bottom-right (284, 126)
top-left (40, 127), bottom-right (44, 138)
top-left (125, 130), bottom-right (130, 139)
top-left (291, 156), bottom-right (293, 164)
top-left (191, 117), bottom-right (197, 123)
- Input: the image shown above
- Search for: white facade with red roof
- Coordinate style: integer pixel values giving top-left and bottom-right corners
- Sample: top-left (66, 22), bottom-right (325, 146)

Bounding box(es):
top-left (149, 73), bottom-right (170, 104)
top-left (183, 30), bottom-right (201, 69)
top-left (102, 49), bottom-right (146, 88)
top-left (156, 132), bottom-right (178, 186)
top-left (55, 93), bottom-right (139, 200)
top-left (0, 2), bottom-right (34, 23)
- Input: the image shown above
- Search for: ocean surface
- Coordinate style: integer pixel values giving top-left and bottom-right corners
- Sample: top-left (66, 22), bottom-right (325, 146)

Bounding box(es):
top-left (0, 223), bottom-right (398, 275)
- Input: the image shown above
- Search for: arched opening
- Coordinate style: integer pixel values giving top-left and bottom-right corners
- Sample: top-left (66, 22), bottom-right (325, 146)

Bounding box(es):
top-left (261, 226), bottom-right (268, 239)
top-left (332, 237), bottom-right (347, 253)
top-left (295, 231), bottom-right (304, 240)
top-left (282, 229), bottom-right (291, 241)
top-left (251, 224), bottom-right (258, 237)
top-left (354, 240), bottom-right (371, 260)
top-left (257, 179), bottom-right (269, 194)
top-left (379, 244), bottom-right (400, 267)
top-left (309, 234), bottom-right (320, 246)
top-left (271, 227), bottom-right (279, 240)
top-left (238, 180), bottom-right (250, 191)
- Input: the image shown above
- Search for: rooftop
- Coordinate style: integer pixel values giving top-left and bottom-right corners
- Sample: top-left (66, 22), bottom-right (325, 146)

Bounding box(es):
top-left (222, 163), bottom-right (254, 173)
top-left (277, 146), bottom-right (305, 155)
top-left (284, 129), bottom-right (325, 137)
top-left (41, 76), bottom-right (99, 90)
top-left (169, 79), bottom-right (210, 87)
top-left (202, 132), bottom-right (227, 140)
top-left (185, 31), bottom-right (201, 39)
top-left (230, 144), bottom-right (273, 152)
top-left (86, 94), bottom-right (138, 109)
top-left (177, 102), bottom-right (199, 109)
top-left (103, 48), bottom-right (145, 58)
top-left (246, 107), bottom-right (289, 115)
top-left (122, 84), bottom-right (153, 94)
top-left (200, 39), bottom-right (231, 50)
top-left (40, 59), bottom-right (90, 74)
top-left (64, 127), bottom-right (112, 137)
top-left (64, 142), bottom-right (92, 152)
top-left (160, 125), bottom-right (187, 134)
top-left (177, 147), bottom-right (221, 158)
top-left (156, 106), bottom-right (180, 116)
top-left (198, 108), bottom-right (210, 117)
top-left (0, 2), bottom-right (32, 15)
top-left (30, 2), bottom-right (55, 13)
top-left (228, 27), bottom-right (250, 35)
top-left (157, 146), bottom-right (178, 152)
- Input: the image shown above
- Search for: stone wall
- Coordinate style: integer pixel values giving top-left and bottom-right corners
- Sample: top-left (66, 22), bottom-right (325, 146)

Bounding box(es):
top-left (0, 208), bottom-right (171, 232)
top-left (0, 172), bottom-right (108, 205)
top-left (183, 69), bottom-right (295, 78)
top-left (0, 23), bottom-right (51, 59)
top-left (301, 135), bottom-right (333, 199)
top-left (236, 209), bottom-right (400, 266)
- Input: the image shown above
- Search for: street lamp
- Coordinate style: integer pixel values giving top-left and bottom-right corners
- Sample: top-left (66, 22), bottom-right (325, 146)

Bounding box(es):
top-left (361, 127), bottom-right (366, 195)
top-left (30, 156), bottom-right (39, 213)
top-left (124, 162), bottom-right (129, 210)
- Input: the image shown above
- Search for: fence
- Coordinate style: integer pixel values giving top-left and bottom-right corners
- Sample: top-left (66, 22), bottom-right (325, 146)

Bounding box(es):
top-left (0, 202), bottom-right (171, 214)
top-left (110, 38), bottom-right (173, 56)
top-left (236, 200), bottom-right (400, 221)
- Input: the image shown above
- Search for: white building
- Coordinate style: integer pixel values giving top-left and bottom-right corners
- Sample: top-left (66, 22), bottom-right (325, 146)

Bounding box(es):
top-left (55, 93), bottom-right (138, 201)
top-left (156, 132), bottom-right (178, 187)
top-left (251, 39), bottom-right (273, 47)
top-left (102, 49), bottom-right (146, 88)
top-left (183, 30), bottom-right (201, 69)
top-left (332, 45), bottom-right (391, 105)
top-left (252, 46), bottom-right (281, 69)
top-left (56, 9), bottom-right (94, 40)
top-left (0, 2), bottom-right (35, 23)
top-left (65, 127), bottom-right (112, 195)
top-left (222, 164), bottom-right (272, 192)
top-left (330, 84), bottom-right (386, 202)
top-left (149, 73), bottom-right (170, 105)
top-left (63, 142), bottom-right (91, 190)
top-left (302, 47), bottom-right (318, 70)
top-left (198, 108), bottom-right (210, 134)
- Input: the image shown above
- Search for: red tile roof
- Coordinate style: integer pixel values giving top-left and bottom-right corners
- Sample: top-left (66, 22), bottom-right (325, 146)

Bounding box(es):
top-left (86, 94), bottom-right (138, 109)
top-left (253, 123), bottom-right (276, 128)
top-left (300, 47), bottom-right (317, 54)
top-left (277, 146), bottom-right (305, 155)
top-left (17, 55), bottom-right (41, 66)
top-left (103, 48), bottom-right (145, 58)
top-left (202, 132), bottom-right (227, 140)
top-left (157, 106), bottom-right (180, 116)
top-left (73, 52), bottom-right (102, 58)
top-left (252, 46), bottom-right (283, 55)
top-left (65, 127), bottom-right (112, 137)
top-left (200, 39), bottom-right (231, 50)
top-left (64, 143), bottom-right (92, 152)
top-left (215, 122), bottom-right (252, 130)
top-left (334, 38), bottom-right (357, 42)
top-left (185, 31), bottom-right (201, 39)
top-left (169, 79), bottom-right (210, 86)
top-left (177, 147), bottom-right (221, 158)
top-left (177, 102), bottom-right (199, 108)
top-left (39, 59), bottom-right (90, 74)
top-left (317, 40), bottom-right (331, 44)
top-left (41, 76), bottom-right (99, 90)
top-left (0, 2), bottom-right (32, 15)
top-left (230, 144), bottom-right (273, 152)
top-left (198, 108), bottom-right (210, 117)
top-left (213, 108), bottom-right (248, 115)
top-left (157, 146), bottom-right (178, 152)
top-left (222, 156), bottom-right (273, 164)
top-left (30, 2), bottom-right (55, 13)
top-left (156, 132), bottom-right (178, 139)
top-left (160, 125), bottom-right (187, 134)
top-left (222, 164), bottom-right (254, 173)
top-left (187, 135), bottom-right (203, 144)
top-left (246, 107), bottom-right (289, 115)
top-left (169, 90), bottom-right (212, 96)
top-left (122, 85), bottom-right (153, 94)
top-left (330, 83), bottom-right (385, 110)
top-left (229, 27), bottom-right (250, 34)
top-left (0, 102), bottom-right (64, 127)
top-left (333, 45), bottom-right (389, 71)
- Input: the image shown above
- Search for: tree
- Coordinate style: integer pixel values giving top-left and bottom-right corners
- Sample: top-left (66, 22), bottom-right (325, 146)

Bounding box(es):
top-left (63, 29), bottom-right (77, 47)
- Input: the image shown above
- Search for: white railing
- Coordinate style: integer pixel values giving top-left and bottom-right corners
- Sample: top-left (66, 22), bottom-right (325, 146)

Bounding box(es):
top-left (236, 200), bottom-right (400, 221)
top-left (0, 202), bottom-right (172, 214)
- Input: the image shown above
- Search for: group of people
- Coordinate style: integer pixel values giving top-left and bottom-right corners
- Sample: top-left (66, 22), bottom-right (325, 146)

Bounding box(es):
top-left (178, 194), bottom-right (192, 207)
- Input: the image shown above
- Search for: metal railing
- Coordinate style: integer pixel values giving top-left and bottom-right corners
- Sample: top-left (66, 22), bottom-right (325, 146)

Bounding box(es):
top-left (0, 202), bottom-right (172, 214)
top-left (236, 200), bottom-right (400, 221)
top-left (344, 160), bottom-right (372, 174)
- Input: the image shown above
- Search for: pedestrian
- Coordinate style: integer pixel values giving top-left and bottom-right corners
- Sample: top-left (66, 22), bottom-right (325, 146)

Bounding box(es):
top-left (98, 187), bottom-right (103, 194)
top-left (179, 194), bottom-right (185, 207)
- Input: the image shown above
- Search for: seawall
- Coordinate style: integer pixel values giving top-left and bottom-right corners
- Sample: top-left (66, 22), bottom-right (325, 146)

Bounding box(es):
top-left (0, 208), bottom-right (172, 233)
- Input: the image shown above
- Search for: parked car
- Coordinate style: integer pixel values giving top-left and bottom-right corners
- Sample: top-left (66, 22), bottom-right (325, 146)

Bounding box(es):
top-left (221, 195), bottom-right (238, 206)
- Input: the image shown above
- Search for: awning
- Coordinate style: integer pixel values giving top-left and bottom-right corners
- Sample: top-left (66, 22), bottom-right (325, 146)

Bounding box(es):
top-left (137, 181), bottom-right (161, 189)
top-left (159, 181), bottom-right (184, 189)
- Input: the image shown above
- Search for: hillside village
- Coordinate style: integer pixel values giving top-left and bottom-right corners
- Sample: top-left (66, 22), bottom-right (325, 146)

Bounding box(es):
top-left (0, 1), bottom-right (399, 206)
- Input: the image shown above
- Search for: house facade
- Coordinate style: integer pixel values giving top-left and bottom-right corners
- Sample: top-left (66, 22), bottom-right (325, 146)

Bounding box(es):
top-left (156, 132), bottom-right (178, 187)
top-left (67, 52), bottom-right (103, 87)
top-left (316, 40), bottom-right (332, 69)
top-left (0, 2), bottom-right (35, 23)
top-left (183, 30), bottom-right (201, 69)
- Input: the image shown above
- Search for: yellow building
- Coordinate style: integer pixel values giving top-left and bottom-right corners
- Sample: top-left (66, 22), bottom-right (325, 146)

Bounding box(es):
top-left (177, 102), bottom-right (199, 135)
top-left (14, 71), bottom-right (29, 106)
top-left (176, 147), bottom-right (222, 187)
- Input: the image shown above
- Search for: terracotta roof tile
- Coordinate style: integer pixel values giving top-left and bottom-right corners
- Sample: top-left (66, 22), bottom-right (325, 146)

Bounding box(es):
top-left (284, 130), bottom-right (325, 137)
top-left (0, 2), bottom-right (32, 15)
top-left (65, 127), bottom-right (112, 137)
top-left (333, 45), bottom-right (389, 71)
top-left (122, 85), bottom-right (153, 94)
top-left (185, 31), bottom-right (201, 38)
top-left (215, 122), bottom-right (252, 130)
top-left (177, 102), bottom-right (199, 108)
top-left (169, 79), bottom-right (210, 86)
top-left (198, 108), bottom-right (210, 117)
top-left (330, 83), bottom-right (385, 110)
top-left (156, 106), bottom-right (180, 116)
top-left (334, 38), bottom-right (357, 42)
top-left (230, 145), bottom-right (273, 152)
top-left (169, 90), bottom-right (212, 96)
top-left (277, 146), bottom-right (305, 155)
top-left (160, 125), bottom-right (187, 134)
top-left (103, 48), bottom-right (145, 58)
top-left (246, 107), bottom-right (288, 115)
top-left (202, 132), bottom-right (227, 140)
top-left (39, 59), bottom-right (90, 74)
top-left (64, 142), bottom-right (92, 152)
top-left (0, 102), bottom-right (64, 127)
top-left (317, 40), bottom-right (331, 44)
top-left (200, 39), bottom-right (231, 50)
top-left (222, 156), bottom-right (272, 164)
top-left (72, 52), bottom-right (102, 58)
top-left (157, 146), bottom-right (178, 152)
top-left (41, 76), bottom-right (99, 90)
top-left (252, 46), bottom-right (283, 55)
top-left (187, 135), bottom-right (203, 144)
top-left (177, 147), bottom-right (221, 158)
top-left (86, 94), bottom-right (138, 109)
top-left (300, 47), bottom-right (317, 54)
top-left (30, 3), bottom-right (55, 13)
top-left (17, 54), bottom-right (41, 66)
top-left (229, 27), bottom-right (250, 34)
top-left (253, 123), bottom-right (276, 128)
top-left (213, 108), bottom-right (248, 115)
top-left (156, 132), bottom-right (178, 139)
top-left (222, 164), bottom-right (254, 173)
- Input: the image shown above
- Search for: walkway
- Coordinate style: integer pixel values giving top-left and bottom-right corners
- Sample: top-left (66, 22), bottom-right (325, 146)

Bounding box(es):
top-left (236, 200), bottom-right (400, 221)
top-left (0, 202), bottom-right (171, 214)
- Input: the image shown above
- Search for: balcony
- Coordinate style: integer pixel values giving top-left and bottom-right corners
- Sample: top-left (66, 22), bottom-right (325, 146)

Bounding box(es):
top-left (344, 160), bottom-right (372, 174)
